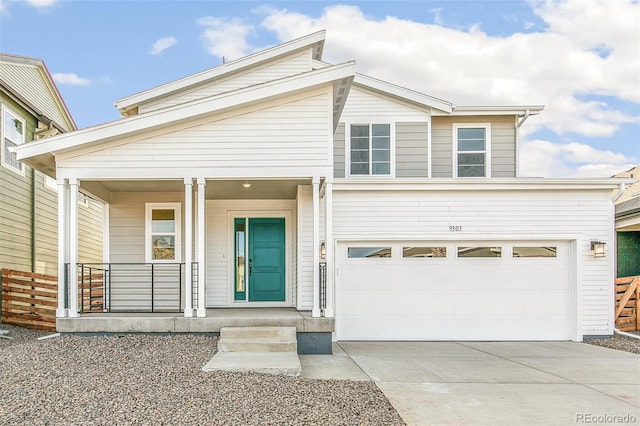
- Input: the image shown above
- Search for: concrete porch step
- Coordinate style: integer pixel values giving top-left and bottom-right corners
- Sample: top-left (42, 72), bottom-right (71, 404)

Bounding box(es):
top-left (202, 352), bottom-right (302, 377)
top-left (218, 326), bottom-right (297, 353)
top-left (217, 339), bottom-right (297, 353)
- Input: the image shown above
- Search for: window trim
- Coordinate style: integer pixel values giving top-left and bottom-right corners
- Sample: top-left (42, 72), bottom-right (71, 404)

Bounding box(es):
top-left (1, 105), bottom-right (26, 175)
top-left (346, 122), bottom-right (395, 177)
top-left (145, 202), bottom-right (182, 263)
top-left (44, 175), bottom-right (58, 192)
top-left (453, 123), bottom-right (491, 178)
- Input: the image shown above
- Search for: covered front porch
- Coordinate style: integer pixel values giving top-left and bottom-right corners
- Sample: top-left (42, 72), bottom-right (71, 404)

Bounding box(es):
top-left (56, 176), bottom-right (335, 323)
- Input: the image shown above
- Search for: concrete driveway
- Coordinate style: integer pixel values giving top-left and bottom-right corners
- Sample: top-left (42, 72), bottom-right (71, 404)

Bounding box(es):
top-left (300, 341), bottom-right (640, 425)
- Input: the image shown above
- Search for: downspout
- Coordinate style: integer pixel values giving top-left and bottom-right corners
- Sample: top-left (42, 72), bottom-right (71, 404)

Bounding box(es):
top-left (515, 109), bottom-right (531, 178)
top-left (612, 182), bottom-right (626, 203)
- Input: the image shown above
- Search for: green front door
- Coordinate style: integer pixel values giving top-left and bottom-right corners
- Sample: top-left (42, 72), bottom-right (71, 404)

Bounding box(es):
top-left (235, 218), bottom-right (285, 302)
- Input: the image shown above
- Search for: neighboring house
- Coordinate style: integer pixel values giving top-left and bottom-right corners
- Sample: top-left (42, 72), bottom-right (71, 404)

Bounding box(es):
top-left (614, 166), bottom-right (640, 277)
top-left (0, 53), bottom-right (104, 277)
top-left (15, 32), bottom-right (628, 342)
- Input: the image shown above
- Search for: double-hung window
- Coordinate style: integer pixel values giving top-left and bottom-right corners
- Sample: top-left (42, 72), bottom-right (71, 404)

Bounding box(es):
top-left (454, 124), bottom-right (490, 177)
top-left (1, 106), bottom-right (26, 174)
top-left (349, 124), bottom-right (391, 176)
top-left (145, 203), bottom-right (181, 263)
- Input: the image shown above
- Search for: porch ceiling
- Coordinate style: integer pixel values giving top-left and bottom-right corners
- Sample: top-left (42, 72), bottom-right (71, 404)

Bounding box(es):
top-left (85, 179), bottom-right (311, 200)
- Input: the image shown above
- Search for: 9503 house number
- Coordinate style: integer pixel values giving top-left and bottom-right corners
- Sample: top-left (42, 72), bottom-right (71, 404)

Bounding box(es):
top-left (449, 225), bottom-right (463, 232)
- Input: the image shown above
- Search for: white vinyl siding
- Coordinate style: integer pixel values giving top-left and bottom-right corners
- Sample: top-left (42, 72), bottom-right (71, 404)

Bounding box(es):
top-left (332, 187), bottom-right (614, 338)
top-left (340, 86), bottom-right (429, 122)
top-left (139, 50), bottom-right (313, 113)
top-left (432, 116), bottom-right (516, 178)
top-left (58, 89), bottom-right (333, 179)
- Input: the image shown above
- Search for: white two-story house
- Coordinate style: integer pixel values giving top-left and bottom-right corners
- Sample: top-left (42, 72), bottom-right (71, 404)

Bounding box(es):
top-left (16, 31), bottom-right (626, 348)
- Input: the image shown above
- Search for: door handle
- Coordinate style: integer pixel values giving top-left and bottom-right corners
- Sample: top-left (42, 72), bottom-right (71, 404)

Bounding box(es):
top-left (249, 258), bottom-right (252, 276)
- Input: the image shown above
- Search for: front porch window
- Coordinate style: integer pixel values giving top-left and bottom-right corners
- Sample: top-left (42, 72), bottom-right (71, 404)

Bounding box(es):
top-left (145, 203), bottom-right (181, 262)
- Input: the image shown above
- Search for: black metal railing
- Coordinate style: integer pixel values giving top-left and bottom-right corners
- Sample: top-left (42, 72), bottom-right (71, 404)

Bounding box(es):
top-left (69, 263), bottom-right (197, 313)
top-left (319, 261), bottom-right (327, 310)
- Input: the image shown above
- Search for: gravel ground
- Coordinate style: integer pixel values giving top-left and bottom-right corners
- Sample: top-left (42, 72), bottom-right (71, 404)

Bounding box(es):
top-left (585, 332), bottom-right (640, 354)
top-left (0, 325), bottom-right (404, 426)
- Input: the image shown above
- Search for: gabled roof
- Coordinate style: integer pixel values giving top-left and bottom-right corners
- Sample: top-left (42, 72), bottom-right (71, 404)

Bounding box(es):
top-left (114, 31), bottom-right (327, 115)
top-left (0, 53), bottom-right (76, 132)
top-left (354, 73), bottom-right (453, 113)
top-left (17, 61), bottom-right (356, 174)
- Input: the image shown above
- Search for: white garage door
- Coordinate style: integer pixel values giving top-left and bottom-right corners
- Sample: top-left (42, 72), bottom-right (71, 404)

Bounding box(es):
top-left (336, 241), bottom-right (572, 341)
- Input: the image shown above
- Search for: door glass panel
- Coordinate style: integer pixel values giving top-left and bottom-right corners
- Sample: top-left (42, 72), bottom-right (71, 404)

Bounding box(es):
top-left (513, 247), bottom-right (557, 258)
top-left (234, 218), bottom-right (246, 299)
top-left (403, 247), bottom-right (447, 258)
top-left (457, 246), bottom-right (502, 257)
top-left (348, 247), bottom-right (391, 258)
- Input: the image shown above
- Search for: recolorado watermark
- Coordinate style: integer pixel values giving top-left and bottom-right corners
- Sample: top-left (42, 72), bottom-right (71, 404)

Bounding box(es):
top-left (576, 413), bottom-right (637, 424)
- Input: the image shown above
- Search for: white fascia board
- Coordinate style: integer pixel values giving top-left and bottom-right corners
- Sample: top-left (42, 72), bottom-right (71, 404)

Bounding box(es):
top-left (354, 73), bottom-right (453, 113)
top-left (444, 105), bottom-right (545, 116)
top-left (332, 177), bottom-right (633, 192)
top-left (17, 61), bottom-right (356, 160)
top-left (114, 30), bottom-right (326, 112)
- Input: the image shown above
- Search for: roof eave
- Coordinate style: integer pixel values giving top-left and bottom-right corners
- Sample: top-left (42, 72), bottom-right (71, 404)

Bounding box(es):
top-left (18, 61), bottom-right (356, 162)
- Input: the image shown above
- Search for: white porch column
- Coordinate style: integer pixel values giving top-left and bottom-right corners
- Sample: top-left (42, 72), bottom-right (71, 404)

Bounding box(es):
top-left (312, 176), bottom-right (321, 318)
top-left (56, 179), bottom-right (68, 318)
top-left (324, 178), bottom-right (334, 318)
top-left (183, 178), bottom-right (194, 318)
top-left (67, 178), bottom-right (79, 318)
top-left (196, 178), bottom-right (207, 318)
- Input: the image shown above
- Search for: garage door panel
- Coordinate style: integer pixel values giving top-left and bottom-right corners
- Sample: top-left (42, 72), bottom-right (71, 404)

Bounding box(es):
top-left (336, 241), bottom-right (572, 340)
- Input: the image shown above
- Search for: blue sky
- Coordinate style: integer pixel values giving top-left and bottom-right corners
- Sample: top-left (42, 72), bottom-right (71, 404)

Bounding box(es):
top-left (1, 0), bottom-right (638, 177)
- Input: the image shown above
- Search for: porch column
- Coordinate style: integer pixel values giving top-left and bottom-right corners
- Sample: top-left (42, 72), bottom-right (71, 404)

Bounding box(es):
top-left (324, 178), bottom-right (334, 318)
top-left (196, 178), bottom-right (207, 318)
top-left (312, 176), bottom-right (321, 318)
top-left (56, 179), bottom-right (68, 318)
top-left (183, 178), bottom-right (193, 318)
top-left (68, 178), bottom-right (79, 318)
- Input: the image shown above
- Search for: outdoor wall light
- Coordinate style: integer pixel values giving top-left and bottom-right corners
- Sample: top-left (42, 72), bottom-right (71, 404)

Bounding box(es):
top-left (590, 240), bottom-right (606, 258)
top-left (320, 241), bottom-right (326, 261)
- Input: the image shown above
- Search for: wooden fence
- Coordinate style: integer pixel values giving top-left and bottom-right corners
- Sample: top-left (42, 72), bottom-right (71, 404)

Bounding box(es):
top-left (1, 269), bottom-right (57, 331)
top-left (615, 275), bottom-right (640, 331)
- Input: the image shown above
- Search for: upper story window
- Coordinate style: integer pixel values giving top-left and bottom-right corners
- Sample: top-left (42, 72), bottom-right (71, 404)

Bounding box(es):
top-left (349, 123), bottom-right (392, 176)
top-left (454, 124), bottom-right (491, 177)
top-left (145, 203), bottom-right (181, 263)
top-left (1, 106), bottom-right (26, 174)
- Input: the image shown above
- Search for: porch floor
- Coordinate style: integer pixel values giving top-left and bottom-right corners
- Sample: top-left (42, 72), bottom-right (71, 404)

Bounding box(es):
top-left (56, 308), bottom-right (334, 334)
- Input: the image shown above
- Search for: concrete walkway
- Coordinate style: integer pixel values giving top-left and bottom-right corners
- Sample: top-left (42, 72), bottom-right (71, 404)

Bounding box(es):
top-left (300, 341), bottom-right (640, 425)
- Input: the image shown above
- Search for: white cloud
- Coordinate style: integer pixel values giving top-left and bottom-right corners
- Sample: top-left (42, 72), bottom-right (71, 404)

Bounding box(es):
top-left (24, 0), bottom-right (57, 7)
top-left (52, 72), bottom-right (91, 86)
top-left (257, 1), bottom-right (639, 140)
top-left (255, 1), bottom-right (639, 177)
top-left (149, 36), bottom-right (177, 55)
top-left (197, 17), bottom-right (253, 60)
top-left (519, 139), bottom-right (636, 177)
